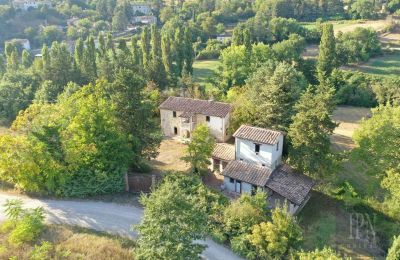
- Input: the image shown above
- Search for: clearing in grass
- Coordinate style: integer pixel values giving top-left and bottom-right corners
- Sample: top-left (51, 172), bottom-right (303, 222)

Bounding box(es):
top-left (192, 59), bottom-right (220, 86)
top-left (344, 51), bottom-right (400, 77)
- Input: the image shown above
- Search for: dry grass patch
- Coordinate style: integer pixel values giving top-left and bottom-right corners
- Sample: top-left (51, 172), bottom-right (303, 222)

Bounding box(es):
top-left (331, 106), bottom-right (371, 151)
top-left (0, 224), bottom-right (135, 260)
top-left (150, 138), bottom-right (189, 173)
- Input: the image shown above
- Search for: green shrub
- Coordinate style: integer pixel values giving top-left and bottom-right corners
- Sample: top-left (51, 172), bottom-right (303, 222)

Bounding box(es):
top-left (387, 235), bottom-right (400, 260)
top-left (8, 208), bottom-right (45, 245)
top-left (210, 228), bottom-right (227, 244)
top-left (30, 241), bottom-right (53, 260)
top-left (294, 246), bottom-right (345, 259)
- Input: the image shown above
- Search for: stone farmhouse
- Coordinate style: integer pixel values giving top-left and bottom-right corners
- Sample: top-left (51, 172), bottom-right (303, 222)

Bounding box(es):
top-left (132, 2), bottom-right (152, 15)
top-left (13, 0), bottom-right (51, 10)
top-left (159, 97), bottom-right (232, 142)
top-left (212, 125), bottom-right (315, 214)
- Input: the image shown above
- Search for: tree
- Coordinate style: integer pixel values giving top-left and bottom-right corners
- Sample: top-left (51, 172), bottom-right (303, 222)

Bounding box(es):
top-left (317, 23), bottom-right (336, 80)
top-left (288, 85), bottom-right (337, 176)
top-left (381, 170), bottom-right (400, 218)
top-left (223, 191), bottom-right (267, 239)
top-left (34, 80), bottom-right (61, 103)
top-left (161, 34), bottom-right (172, 80)
top-left (109, 69), bottom-right (162, 164)
top-left (183, 27), bottom-right (194, 75)
top-left (182, 124), bottom-right (215, 174)
top-left (231, 61), bottom-right (307, 132)
top-left (387, 235), bottom-right (400, 260)
top-left (141, 26), bottom-right (151, 75)
top-left (112, 6), bottom-right (128, 31)
top-left (21, 49), bottom-right (32, 68)
top-left (82, 36), bottom-right (97, 82)
top-left (134, 174), bottom-right (208, 259)
top-left (174, 27), bottom-right (185, 76)
top-left (149, 25), bottom-right (167, 88)
top-left (352, 105), bottom-right (400, 175)
top-left (350, 0), bottom-right (376, 19)
top-left (247, 204), bottom-right (303, 259)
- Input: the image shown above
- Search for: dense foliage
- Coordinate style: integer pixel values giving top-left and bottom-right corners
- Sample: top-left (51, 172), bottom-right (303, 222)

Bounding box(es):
top-left (182, 124), bottom-right (216, 174)
top-left (134, 174), bottom-right (211, 259)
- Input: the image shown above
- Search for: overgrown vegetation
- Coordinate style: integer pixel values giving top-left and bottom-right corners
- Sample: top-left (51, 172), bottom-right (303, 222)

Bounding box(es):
top-left (0, 200), bottom-right (135, 259)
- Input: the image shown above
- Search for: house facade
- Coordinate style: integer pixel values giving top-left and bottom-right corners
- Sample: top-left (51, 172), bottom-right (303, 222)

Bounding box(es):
top-left (159, 97), bottom-right (232, 142)
top-left (218, 125), bottom-right (314, 214)
top-left (132, 2), bottom-right (152, 15)
top-left (13, 0), bottom-right (51, 10)
top-left (5, 39), bottom-right (31, 50)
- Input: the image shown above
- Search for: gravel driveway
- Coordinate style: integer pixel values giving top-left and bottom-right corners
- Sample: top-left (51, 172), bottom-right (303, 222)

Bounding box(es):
top-left (0, 193), bottom-right (243, 260)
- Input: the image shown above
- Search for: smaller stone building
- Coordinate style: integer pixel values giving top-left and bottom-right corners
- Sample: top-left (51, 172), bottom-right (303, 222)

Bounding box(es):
top-left (217, 125), bottom-right (314, 214)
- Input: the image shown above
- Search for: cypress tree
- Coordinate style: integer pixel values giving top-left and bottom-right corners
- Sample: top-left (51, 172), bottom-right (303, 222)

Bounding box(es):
top-left (74, 38), bottom-right (84, 68)
top-left (8, 50), bottom-right (19, 71)
top-left (232, 27), bottom-right (243, 46)
top-left (141, 26), bottom-right (151, 75)
top-left (82, 36), bottom-right (97, 82)
top-left (21, 50), bottom-right (32, 69)
top-left (243, 28), bottom-right (252, 63)
top-left (317, 23), bottom-right (336, 80)
top-left (149, 25), bottom-right (167, 88)
top-left (106, 32), bottom-right (115, 53)
top-left (98, 33), bottom-right (106, 56)
top-left (174, 27), bottom-right (185, 77)
top-left (131, 36), bottom-right (142, 66)
top-left (42, 44), bottom-right (51, 79)
top-left (183, 27), bottom-right (194, 75)
top-left (161, 34), bottom-right (172, 79)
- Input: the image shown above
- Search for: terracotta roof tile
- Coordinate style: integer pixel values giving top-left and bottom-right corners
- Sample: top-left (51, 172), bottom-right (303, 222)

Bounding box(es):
top-left (159, 97), bottom-right (232, 118)
top-left (233, 125), bottom-right (282, 145)
top-left (212, 143), bottom-right (235, 161)
top-left (222, 160), bottom-right (272, 187)
top-left (266, 165), bottom-right (315, 205)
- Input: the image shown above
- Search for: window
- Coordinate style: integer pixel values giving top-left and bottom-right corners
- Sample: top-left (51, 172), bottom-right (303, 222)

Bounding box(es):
top-left (276, 141), bottom-right (279, 151)
top-left (229, 177), bottom-right (234, 183)
top-left (173, 111), bottom-right (176, 117)
top-left (255, 144), bottom-right (260, 154)
top-left (206, 116), bottom-right (210, 122)
top-left (174, 127), bottom-right (178, 135)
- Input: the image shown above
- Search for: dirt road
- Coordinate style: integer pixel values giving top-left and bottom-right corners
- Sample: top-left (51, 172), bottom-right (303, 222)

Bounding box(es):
top-left (0, 193), bottom-right (243, 260)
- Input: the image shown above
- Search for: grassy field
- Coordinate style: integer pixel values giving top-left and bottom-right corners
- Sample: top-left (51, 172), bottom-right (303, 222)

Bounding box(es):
top-left (299, 106), bottom-right (399, 259)
top-left (192, 59), bottom-right (220, 85)
top-left (0, 224), bottom-right (135, 259)
top-left (331, 106), bottom-right (371, 152)
top-left (301, 19), bottom-right (389, 35)
top-left (344, 51), bottom-right (400, 77)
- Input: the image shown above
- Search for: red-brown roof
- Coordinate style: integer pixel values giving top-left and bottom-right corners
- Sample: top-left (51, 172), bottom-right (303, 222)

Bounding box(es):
top-left (233, 125), bottom-right (282, 145)
top-left (222, 161), bottom-right (315, 205)
top-left (222, 160), bottom-right (273, 187)
top-left (212, 143), bottom-right (235, 161)
top-left (265, 164), bottom-right (315, 205)
top-left (159, 97), bottom-right (232, 118)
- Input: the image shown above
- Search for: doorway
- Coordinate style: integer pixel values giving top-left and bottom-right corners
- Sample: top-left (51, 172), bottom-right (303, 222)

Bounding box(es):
top-left (235, 180), bottom-right (242, 193)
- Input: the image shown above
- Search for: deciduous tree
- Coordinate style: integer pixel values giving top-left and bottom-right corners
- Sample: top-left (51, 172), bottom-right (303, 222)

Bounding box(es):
top-left (182, 124), bottom-right (215, 174)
